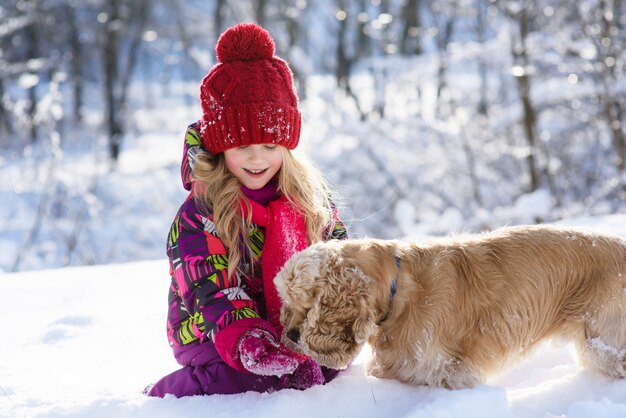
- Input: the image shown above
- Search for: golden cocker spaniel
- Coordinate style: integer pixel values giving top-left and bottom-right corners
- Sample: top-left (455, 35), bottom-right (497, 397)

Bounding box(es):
top-left (275, 225), bottom-right (626, 389)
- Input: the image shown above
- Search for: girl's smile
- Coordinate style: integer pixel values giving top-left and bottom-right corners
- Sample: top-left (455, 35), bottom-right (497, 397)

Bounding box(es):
top-left (245, 168), bottom-right (268, 175)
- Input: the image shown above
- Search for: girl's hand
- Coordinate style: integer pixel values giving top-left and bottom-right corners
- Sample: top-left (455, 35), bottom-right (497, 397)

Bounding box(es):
top-left (278, 359), bottom-right (326, 390)
top-left (238, 330), bottom-right (299, 376)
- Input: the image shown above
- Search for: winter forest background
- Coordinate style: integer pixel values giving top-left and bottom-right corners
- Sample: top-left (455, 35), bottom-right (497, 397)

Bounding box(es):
top-left (1, 0), bottom-right (626, 273)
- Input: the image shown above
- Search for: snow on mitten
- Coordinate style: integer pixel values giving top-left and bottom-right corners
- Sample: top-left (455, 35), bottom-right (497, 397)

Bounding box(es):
top-left (238, 329), bottom-right (299, 377)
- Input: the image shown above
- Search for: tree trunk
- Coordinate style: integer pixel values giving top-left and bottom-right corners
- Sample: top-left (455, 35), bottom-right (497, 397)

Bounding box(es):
top-left (67, 4), bottom-right (83, 123)
top-left (434, 10), bottom-right (455, 116)
top-left (25, 19), bottom-right (39, 142)
top-left (0, 78), bottom-right (12, 139)
top-left (102, 0), bottom-right (122, 161)
top-left (335, 3), bottom-right (349, 89)
top-left (400, 0), bottom-right (421, 55)
top-left (461, 129), bottom-right (484, 208)
top-left (476, 0), bottom-right (489, 116)
top-left (254, 0), bottom-right (267, 28)
top-left (516, 74), bottom-right (539, 192)
top-left (356, 0), bottom-right (370, 58)
top-left (284, 5), bottom-right (305, 99)
top-left (511, 8), bottom-right (540, 192)
top-left (117, 1), bottom-right (149, 114)
top-left (101, 0), bottom-right (149, 162)
top-left (600, 75), bottom-right (626, 173)
top-left (170, 0), bottom-right (201, 106)
top-left (335, 5), bottom-right (364, 119)
top-left (214, 0), bottom-right (226, 37)
top-left (598, 0), bottom-right (626, 173)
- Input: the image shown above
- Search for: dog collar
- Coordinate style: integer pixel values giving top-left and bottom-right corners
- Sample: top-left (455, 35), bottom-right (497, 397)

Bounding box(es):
top-left (377, 254), bottom-right (400, 325)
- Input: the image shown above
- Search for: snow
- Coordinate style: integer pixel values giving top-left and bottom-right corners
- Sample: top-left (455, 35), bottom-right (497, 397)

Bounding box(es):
top-left (1, 215), bottom-right (626, 418)
top-left (3, 10), bottom-right (626, 416)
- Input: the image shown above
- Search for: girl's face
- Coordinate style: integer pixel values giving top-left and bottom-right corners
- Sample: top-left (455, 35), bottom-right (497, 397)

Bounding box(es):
top-left (224, 144), bottom-right (284, 190)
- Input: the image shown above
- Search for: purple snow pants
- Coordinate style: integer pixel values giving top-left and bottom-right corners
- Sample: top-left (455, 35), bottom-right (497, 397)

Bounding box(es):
top-left (146, 341), bottom-right (339, 397)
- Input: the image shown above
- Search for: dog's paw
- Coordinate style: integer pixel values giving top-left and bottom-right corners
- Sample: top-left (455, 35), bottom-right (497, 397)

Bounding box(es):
top-left (438, 358), bottom-right (484, 389)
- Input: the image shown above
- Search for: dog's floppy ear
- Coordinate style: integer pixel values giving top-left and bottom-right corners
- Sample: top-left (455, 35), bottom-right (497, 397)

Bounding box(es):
top-left (323, 261), bottom-right (377, 344)
top-left (353, 316), bottom-right (377, 344)
top-left (275, 242), bottom-right (330, 306)
top-left (349, 274), bottom-right (377, 344)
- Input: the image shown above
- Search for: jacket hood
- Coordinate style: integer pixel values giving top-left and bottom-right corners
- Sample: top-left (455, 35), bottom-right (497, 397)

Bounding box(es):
top-left (181, 122), bottom-right (205, 191)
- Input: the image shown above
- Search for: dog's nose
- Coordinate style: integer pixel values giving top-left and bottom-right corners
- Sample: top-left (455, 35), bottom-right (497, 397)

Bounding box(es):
top-left (286, 328), bottom-right (300, 343)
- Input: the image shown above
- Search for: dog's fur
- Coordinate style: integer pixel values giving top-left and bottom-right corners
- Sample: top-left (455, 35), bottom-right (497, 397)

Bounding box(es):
top-left (275, 225), bottom-right (626, 389)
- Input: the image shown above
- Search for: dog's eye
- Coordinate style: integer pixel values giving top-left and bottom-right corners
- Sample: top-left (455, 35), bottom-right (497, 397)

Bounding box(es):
top-left (341, 325), bottom-right (354, 342)
top-left (283, 309), bottom-right (293, 321)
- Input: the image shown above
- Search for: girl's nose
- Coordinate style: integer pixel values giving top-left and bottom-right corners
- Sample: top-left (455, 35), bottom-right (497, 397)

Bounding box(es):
top-left (247, 146), bottom-right (264, 161)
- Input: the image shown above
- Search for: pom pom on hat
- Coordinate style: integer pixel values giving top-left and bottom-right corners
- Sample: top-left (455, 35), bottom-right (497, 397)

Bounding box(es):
top-left (199, 23), bottom-right (301, 154)
top-left (216, 23), bottom-right (275, 63)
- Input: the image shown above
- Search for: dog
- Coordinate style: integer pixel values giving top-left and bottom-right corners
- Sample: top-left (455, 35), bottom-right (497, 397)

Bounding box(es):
top-left (274, 225), bottom-right (626, 389)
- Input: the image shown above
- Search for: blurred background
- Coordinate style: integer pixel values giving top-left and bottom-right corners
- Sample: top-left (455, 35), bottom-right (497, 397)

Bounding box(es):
top-left (1, 0), bottom-right (625, 272)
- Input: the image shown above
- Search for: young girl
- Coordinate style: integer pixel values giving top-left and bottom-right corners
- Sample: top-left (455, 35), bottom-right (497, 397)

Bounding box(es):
top-left (147, 23), bottom-right (347, 397)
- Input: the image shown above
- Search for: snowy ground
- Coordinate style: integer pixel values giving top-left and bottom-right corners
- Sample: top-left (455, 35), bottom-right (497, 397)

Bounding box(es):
top-left (1, 214), bottom-right (625, 418)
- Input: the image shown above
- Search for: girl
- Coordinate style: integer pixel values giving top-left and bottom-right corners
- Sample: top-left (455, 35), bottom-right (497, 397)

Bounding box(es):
top-left (147, 23), bottom-right (347, 397)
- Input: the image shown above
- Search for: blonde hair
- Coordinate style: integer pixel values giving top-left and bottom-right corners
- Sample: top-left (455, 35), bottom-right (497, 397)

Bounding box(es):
top-left (192, 147), bottom-right (337, 278)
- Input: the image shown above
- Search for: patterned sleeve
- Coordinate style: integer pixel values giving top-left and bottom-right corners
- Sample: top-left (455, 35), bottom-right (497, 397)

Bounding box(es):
top-left (167, 197), bottom-right (260, 346)
top-left (323, 205), bottom-right (348, 241)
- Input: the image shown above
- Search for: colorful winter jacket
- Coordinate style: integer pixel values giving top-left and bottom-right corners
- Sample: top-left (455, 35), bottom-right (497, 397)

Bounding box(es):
top-left (165, 123), bottom-right (347, 362)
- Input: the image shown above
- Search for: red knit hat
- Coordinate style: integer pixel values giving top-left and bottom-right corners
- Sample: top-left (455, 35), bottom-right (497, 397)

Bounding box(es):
top-left (198, 23), bottom-right (301, 154)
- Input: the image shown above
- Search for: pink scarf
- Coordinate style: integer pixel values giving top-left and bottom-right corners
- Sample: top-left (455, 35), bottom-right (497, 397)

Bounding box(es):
top-left (239, 195), bottom-right (308, 332)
